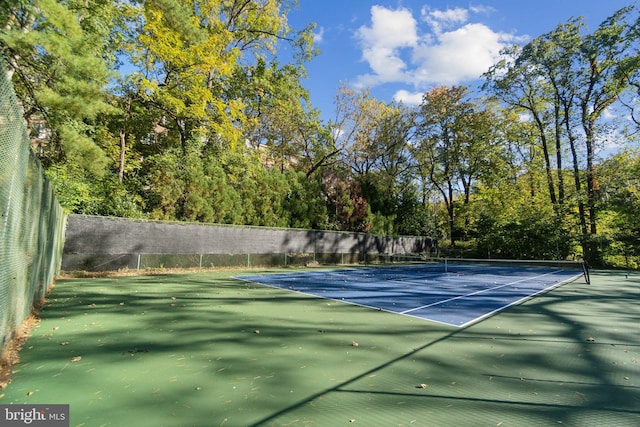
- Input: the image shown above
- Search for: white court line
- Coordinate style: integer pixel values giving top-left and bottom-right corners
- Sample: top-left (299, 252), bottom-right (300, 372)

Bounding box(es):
top-left (400, 270), bottom-right (566, 315)
top-left (455, 273), bottom-right (583, 328)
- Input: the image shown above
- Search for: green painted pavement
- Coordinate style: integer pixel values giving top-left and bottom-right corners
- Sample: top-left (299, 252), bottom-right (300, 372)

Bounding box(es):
top-left (1, 270), bottom-right (638, 426)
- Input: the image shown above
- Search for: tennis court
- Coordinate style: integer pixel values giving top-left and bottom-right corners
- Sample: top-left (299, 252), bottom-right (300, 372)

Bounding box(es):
top-left (237, 259), bottom-right (588, 327)
top-left (2, 266), bottom-right (638, 426)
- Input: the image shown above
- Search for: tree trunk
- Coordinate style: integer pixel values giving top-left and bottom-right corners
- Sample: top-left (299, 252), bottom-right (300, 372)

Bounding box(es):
top-left (584, 126), bottom-right (597, 235)
top-left (554, 102), bottom-right (565, 204)
top-left (532, 112), bottom-right (557, 205)
top-left (447, 181), bottom-right (456, 247)
top-left (118, 129), bottom-right (126, 183)
top-left (564, 104), bottom-right (589, 259)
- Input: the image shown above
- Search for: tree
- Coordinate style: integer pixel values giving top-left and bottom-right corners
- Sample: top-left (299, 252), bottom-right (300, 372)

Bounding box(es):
top-left (483, 5), bottom-right (640, 264)
top-left (330, 84), bottom-right (388, 175)
top-left (368, 104), bottom-right (416, 200)
top-left (574, 5), bottom-right (640, 241)
top-left (126, 0), bottom-right (315, 152)
top-left (324, 84), bottom-right (393, 233)
top-left (1, 0), bottom-right (123, 175)
top-left (416, 86), bottom-right (500, 246)
top-left (484, 44), bottom-right (560, 207)
top-left (324, 174), bottom-right (370, 232)
top-left (395, 183), bottom-right (437, 237)
top-left (232, 58), bottom-right (324, 175)
top-left (362, 104), bottom-right (418, 235)
top-left (117, 0), bottom-right (318, 222)
top-left (597, 149), bottom-right (640, 268)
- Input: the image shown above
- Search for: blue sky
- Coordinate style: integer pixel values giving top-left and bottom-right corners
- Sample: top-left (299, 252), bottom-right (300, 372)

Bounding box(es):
top-left (282, 0), bottom-right (636, 120)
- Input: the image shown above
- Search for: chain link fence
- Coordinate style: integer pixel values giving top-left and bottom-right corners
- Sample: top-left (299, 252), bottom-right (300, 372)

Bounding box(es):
top-left (0, 60), bottom-right (66, 354)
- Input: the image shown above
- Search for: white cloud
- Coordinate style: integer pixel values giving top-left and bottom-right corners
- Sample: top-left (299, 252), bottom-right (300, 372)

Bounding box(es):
top-left (603, 106), bottom-right (616, 121)
top-left (354, 6), bottom-right (418, 86)
top-left (393, 89), bottom-right (424, 105)
top-left (314, 27), bottom-right (325, 44)
top-left (412, 22), bottom-right (514, 85)
top-left (469, 5), bottom-right (496, 16)
top-left (421, 6), bottom-right (468, 35)
top-left (355, 5), bottom-right (520, 90)
top-left (518, 112), bottom-right (532, 122)
top-left (357, 5), bottom-right (418, 49)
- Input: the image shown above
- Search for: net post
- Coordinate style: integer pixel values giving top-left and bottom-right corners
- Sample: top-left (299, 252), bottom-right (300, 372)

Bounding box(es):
top-left (582, 261), bottom-right (590, 284)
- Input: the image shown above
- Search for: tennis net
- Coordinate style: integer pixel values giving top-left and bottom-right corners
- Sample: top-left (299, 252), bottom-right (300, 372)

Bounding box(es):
top-left (370, 255), bottom-right (590, 284)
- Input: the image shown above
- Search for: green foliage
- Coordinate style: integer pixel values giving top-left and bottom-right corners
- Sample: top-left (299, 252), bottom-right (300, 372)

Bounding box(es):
top-left (203, 158), bottom-right (243, 224)
top-left (1, 0), bottom-right (119, 175)
top-left (395, 187), bottom-right (437, 237)
top-left (238, 164), bottom-right (291, 227)
top-left (125, 0), bottom-right (316, 150)
top-left (89, 174), bottom-right (145, 218)
top-left (281, 170), bottom-right (328, 229)
top-left (483, 4), bottom-right (640, 265)
top-left (44, 161), bottom-right (142, 217)
top-left (144, 148), bottom-right (185, 220)
top-left (416, 85), bottom-right (506, 245)
top-left (596, 149), bottom-right (640, 267)
top-left (472, 211), bottom-right (575, 260)
top-left (3, 0), bottom-right (638, 268)
top-left (45, 163), bottom-right (98, 212)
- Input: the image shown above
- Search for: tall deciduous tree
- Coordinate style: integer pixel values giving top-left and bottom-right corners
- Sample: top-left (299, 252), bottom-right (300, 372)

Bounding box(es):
top-left (416, 85), bottom-right (499, 246)
top-left (484, 4), bottom-right (640, 264)
top-left (360, 103), bottom-right (417, 235)
top-left (574, 6), bottom-right (640, 240)
top-left (329, 84), bottom-right (419, 234)
top-left (232, 58), bottom-right (323, 175)
top-left (484, 45), bottom-right (560, 207)
top-left (332, 84), bottom-right (390, 175)
top-left (121, 0), bottom-right (317, 222)
top-left (126, 0), bottom-right (315, 151)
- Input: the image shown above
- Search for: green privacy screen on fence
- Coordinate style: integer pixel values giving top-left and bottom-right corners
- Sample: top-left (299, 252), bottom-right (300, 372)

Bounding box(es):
top-left (0, 60), bottom-right (66, 354)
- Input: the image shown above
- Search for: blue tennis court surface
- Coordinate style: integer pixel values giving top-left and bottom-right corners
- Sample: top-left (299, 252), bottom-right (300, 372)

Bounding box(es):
top-left (236, 263), bottom-right (586, 327)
